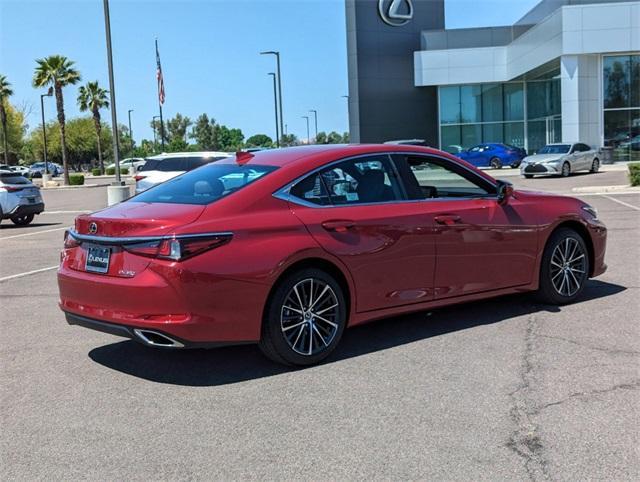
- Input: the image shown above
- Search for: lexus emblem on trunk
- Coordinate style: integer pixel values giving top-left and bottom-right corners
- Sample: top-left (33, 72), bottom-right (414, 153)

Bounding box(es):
top-left (378, 0), bottom-right (413, 27)
top-left (88, 222), bottom-right (98, 234)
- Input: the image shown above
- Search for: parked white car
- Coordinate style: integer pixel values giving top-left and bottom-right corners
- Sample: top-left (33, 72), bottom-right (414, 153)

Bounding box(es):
top-left (0, 172), bottom-right (45, 225)
top-left (520, 143), bottom-right (599, 178)
top-left (107, 157), bottom-right (146, 173)
top-left (134, 152), bottom-right (231, 194)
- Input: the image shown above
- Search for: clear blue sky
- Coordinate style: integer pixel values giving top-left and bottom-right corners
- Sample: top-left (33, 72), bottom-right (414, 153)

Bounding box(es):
top-left (1, 0), bottom-right (539, 144)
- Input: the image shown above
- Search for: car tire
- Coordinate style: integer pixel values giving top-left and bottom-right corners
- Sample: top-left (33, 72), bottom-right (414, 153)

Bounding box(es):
top-left (524, 174), bottom-right (534, 179)
top-left (490, 157), bottom-right (502, 169)
top-left (536, 228), bottom-right (589, 305)
top-left (590, 158), bottom-right (600, 173)
top-left (11, 214), bottom-right (34, 226)
top-left (561, 162), bottom-right (571, 177)
top-left (259, 268), bottom-right (347, 366)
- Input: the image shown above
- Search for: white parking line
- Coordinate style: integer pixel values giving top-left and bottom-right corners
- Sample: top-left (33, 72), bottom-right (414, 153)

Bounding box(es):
top-left (0, 265), bottom-right (58, 283)
top-left (602, 195), bottom-right (640, 211)
top-left (0, 226), bottom-right (68, 240)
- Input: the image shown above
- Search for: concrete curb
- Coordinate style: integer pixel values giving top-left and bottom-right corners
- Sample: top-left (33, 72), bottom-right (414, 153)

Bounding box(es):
top-left (572, 185), bottom-right (640, 193)
top-left (39, 183), bottom-right (112, 190)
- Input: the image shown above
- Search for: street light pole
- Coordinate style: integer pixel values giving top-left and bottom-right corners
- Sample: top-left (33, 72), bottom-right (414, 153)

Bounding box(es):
top-left (103, 0), bottom-right (121, 184)
top-left (260, 51), bottom-right (283, 143)
top-left (268, 73), bottom-right (280, 148)
top-left (127, 109), bottom-right (134, 154)
top-left (302, 116), bottom-right (310, 145)
top-left (309, 109), bottom-right (318, 141)
top-left (40, 89), bottom-right (52, 176)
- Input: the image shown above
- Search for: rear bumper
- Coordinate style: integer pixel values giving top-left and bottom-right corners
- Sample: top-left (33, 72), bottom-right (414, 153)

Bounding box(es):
top-left (4, 202), bottom-right (45, 218)
top-left (64, 311), bottom-right (245, 349)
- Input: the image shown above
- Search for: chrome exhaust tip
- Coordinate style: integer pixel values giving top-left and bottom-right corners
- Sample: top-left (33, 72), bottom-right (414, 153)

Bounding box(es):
top-left (133, 329), bottom-right (184, 348)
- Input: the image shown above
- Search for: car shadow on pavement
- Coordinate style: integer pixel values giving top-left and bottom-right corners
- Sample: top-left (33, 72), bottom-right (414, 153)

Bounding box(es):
top-left (88, 279), bottom-right (625, 387)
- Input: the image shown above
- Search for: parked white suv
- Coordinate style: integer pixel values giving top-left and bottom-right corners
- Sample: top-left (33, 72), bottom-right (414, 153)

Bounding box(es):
top-left (134, 152), bottom-right (231, 194)
top-left (0, 172), bottom-right (45, 225)
top-left (520, 143), bottom-right (599, 178)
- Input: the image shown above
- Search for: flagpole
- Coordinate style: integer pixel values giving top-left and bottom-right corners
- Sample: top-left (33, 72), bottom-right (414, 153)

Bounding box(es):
top-left (155, 38), bottom-right (166, 151)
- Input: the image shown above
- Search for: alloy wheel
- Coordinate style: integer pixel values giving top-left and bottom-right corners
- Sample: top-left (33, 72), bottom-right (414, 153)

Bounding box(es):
top-left (562, 163), bottom-right (570, 177)
top-left (550, 238), bottom-right (587, 297)
top-left (280, 278), bottom-right (340, 356)
top-left (591, 159), bottom-right (600, 173)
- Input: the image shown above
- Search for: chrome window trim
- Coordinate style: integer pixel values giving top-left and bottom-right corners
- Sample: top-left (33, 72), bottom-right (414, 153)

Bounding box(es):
top-left (67, 229), bottom-right (233, 246)
top-left (273, 151), bottom-right (499, 208)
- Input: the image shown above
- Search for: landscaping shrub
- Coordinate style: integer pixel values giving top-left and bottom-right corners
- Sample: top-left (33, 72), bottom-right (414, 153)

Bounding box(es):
top-left (91, 168), bottom-right (101, 176)
top-left (629, 162), bottom-right (640, 187)
top-left (69, 174), bottom-right (85, 186)
top-left (121, 167), bottom-right (129, 175)
top-left (106, 167), bottom-right (116, 175)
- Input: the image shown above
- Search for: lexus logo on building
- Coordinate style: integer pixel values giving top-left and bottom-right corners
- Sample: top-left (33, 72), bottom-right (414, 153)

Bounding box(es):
top-left (378, 0), bottom-right (413, 27)
top-left (88, 222), bottom-right (98, 234)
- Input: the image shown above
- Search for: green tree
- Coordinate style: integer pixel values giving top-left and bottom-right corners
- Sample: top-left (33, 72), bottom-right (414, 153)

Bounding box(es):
top-left (327, 131), bottom-right (343, 144)
top-left (280, 133), bottom-right (299, 147)
top-left (33, 55), bottom-right (81, 184)
top-left (166, 113), bottom-right (192, 143)
top-left (0, 101), bottom-right (26, 164)
top-left (132, 139), bottom-right (156, 158)
top-left (150, 118), bottom-right (167, 148)
top-left (0, 75), bottom-right (14, 164)
top-left (341, 132), bottom-right (349, 143)
top-left (190, 113), bottom-right (216, 150)
top-left (215, 125), bottom-right (244, 151)
top-left (315, 131), bottom-right (328, 144)
top-left (246, 134), bottom-right (273, 148)
top-left (28, 117), bottom-right (112, 170)
top-left (77, 80), bottom-right (109, 174)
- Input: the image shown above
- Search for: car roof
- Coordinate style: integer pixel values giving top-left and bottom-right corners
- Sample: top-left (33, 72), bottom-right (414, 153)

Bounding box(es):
top-left (146, 151), bottom-right (231, 160)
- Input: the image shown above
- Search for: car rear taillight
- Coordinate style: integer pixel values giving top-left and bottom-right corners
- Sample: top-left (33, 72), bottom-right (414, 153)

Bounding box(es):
top-left (63, 230), bottom-right (81, 249)
top-left (123, 234), bottom-right (232, 261)
top-left (134, 175), bottom-right (146, 182)
top-left (0, 186), bottom-right (24, 192)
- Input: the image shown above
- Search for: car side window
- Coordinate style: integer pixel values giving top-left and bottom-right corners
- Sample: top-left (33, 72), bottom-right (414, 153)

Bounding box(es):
top-left (395, 155), bottom-right (496, 199)
top-left (290, 155), bottom-right (405, 206)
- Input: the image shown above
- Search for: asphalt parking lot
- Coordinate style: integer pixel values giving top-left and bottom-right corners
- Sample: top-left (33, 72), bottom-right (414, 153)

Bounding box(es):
top-left (1, 170), bottom-right (639, 480)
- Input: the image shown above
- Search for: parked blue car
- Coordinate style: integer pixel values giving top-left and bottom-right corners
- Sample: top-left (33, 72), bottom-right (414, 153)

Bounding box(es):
top-left (29, 162), bottom-right (62, 178)
top-left (457, 143), bottom-right (527, 169)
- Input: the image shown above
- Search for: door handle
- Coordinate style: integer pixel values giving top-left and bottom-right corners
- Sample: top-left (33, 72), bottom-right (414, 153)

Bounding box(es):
top-left (434, 215), bottom-right (462, 226)
top-left (322, 220), bottom-right (355, 232)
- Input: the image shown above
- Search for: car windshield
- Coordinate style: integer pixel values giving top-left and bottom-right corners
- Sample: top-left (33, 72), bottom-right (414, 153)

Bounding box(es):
top-left (538, 144), bottom-right (571, 154)
top-left (133, 163), bottom-right (278, 205)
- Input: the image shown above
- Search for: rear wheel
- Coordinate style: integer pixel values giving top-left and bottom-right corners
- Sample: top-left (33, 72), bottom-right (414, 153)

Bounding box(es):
top-left (524, 174), bottom-right (534, 179)
top-left (11, 214), bottom-right (34, 226)
top-left (259, 268), bottom-right (347, 366)
top-left (561, 162), bottom-right (571, 177)
top-left (590, 158), bottom-right (600, 173)
top-left (490, 157), bottom-right (502, 169)
top-left (537, 228), bottom-right (589, 305)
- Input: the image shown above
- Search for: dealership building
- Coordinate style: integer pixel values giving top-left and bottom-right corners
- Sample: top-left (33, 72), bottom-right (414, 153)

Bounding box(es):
top-left (346, 0), bottom-right (639, 161)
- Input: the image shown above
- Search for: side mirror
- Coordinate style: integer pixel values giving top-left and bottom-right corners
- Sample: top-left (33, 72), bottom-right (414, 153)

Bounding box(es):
top-left (497, 180), bottom-right (514, 205)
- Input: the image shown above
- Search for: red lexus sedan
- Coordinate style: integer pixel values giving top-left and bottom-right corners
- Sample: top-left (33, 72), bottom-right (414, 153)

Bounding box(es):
top-left (58, 145), bottom-right (607, 366)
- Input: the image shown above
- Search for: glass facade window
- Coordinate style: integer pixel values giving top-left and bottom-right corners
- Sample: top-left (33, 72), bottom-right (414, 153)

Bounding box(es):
top-left (439, 82), bottom-right (539, 153)
top-left (603, 55), bottom-right (640, 162)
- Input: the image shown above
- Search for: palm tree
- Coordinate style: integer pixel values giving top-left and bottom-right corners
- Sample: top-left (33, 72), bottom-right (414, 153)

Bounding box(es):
top-left (78, 81), bottom-right (109, 175)
top-left (0, 75), bottom-right (14, 164)
top-left (33, 56), bottom-right (81, 184)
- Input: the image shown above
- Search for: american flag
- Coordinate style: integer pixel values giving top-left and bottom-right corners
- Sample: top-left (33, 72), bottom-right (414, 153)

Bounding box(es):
top-left (155, 39), bottom-right (165, 105)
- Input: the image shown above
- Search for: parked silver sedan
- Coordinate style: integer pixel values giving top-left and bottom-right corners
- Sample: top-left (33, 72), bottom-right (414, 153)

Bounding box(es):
top-left (520, 143), bottom-right (599, 178)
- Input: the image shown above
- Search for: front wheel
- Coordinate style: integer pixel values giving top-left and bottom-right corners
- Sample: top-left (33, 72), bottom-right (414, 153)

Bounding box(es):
top-left (11, 214), bottom-right (34, 226)
top-left (537, 228), bottom-right (589, 305)
top-left (561, 162), bottom-right (571, 177)
top-left (259, 268), bottom-right (347, 366)
top-left (590, 158), bottom-right (600, 173)
top-left (490, 157), bottom-right (502, 169)
top-left (524, 174), bottom-right (534, 179)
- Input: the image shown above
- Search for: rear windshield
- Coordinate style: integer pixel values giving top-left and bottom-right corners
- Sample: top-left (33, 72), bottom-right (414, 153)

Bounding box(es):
top-left (140, 156), bottom-right (226, 172)
top-left (133, 163), bottom-right (278, 205)
top-left (0, 173), bottom-right (30, 185)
